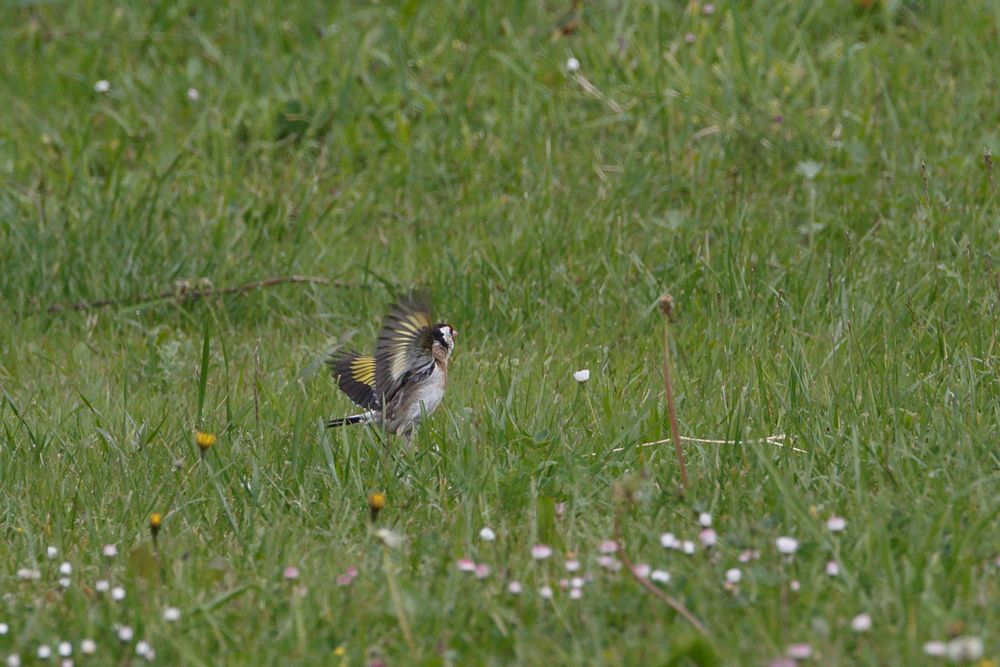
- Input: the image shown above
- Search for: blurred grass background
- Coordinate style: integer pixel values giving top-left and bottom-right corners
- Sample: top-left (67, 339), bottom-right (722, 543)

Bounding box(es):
top-left (1, 0), bottom-right (998, 664)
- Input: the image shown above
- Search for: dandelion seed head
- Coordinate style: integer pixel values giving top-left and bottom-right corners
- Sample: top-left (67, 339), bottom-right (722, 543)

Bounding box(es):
top-left (775, 536), bottom-right (799, 555)
top-left (826, 516), bottom-right (847, 532)
top-left (945, 636), bottom-right (983, 662)
top-left (850, 613), bottom-right (871, 632)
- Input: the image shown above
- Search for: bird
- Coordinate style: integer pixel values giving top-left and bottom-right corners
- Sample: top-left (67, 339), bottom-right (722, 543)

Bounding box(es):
top-left (326, 293), bottom-right (457, 444)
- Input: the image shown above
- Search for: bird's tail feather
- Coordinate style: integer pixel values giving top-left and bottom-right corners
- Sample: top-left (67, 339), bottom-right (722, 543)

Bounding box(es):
top-left (326, 411), bottom-right (376, 428)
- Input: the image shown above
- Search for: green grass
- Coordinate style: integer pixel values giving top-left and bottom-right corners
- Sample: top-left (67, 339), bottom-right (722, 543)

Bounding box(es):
top-left (1, 0), bottom-right (998, 664)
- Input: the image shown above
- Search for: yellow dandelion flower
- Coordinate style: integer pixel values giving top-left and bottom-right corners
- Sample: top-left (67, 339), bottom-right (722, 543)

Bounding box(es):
top-left (333, 646), bottom-right (347, 657)
top-left (368, 491), bottom-right (386, 522)
top-left (195, 431), bottom-right (216, 454)
top-left (149, 512), bottom-right (162, 537)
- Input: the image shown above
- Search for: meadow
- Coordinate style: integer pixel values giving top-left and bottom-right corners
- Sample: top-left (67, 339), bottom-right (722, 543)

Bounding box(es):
top-left (1, 1), bottom-right (998, 664)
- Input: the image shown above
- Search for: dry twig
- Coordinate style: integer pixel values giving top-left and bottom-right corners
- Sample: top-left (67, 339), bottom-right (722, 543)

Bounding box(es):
top-left (658, 294), bottom-right (688, 494)
top-left (45, 275), bottom-right (346, 314)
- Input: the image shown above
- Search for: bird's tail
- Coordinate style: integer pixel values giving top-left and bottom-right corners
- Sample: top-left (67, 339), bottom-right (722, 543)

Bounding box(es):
top-left (325, 411), bottom-right (377, 429)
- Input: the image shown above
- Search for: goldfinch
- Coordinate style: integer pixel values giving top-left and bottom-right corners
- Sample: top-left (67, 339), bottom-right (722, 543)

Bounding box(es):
top-left (326, 294), bottom-right (457, 443)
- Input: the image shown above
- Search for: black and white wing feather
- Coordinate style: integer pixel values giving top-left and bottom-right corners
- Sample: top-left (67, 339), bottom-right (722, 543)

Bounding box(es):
top-left (327, 351), bottom-right (379, 410)
top-left (374, 294), bottom-right (435, 403)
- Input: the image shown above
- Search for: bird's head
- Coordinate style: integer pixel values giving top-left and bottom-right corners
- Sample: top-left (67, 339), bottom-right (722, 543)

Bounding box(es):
top-left (431, 323), bottom-right (457, 358)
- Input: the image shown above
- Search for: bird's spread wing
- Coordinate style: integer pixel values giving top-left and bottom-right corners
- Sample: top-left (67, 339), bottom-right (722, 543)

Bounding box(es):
top-left (327, 351), bottom-right (379, 409)
top-left (375, 293), bottom-right (435, 403)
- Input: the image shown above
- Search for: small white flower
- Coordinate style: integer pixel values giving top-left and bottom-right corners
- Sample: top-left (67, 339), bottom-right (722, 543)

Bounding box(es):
top-left (702, 3), bottom-right (716, 15)
top-left (738, 549), bottom-right (760, 562)
top-left (6, 655), bottom-right (20, 667)
top-left (631, 563), bottom-right (650, 578)
top-left (923, 641), bottom-right (947, 657)
top-left (102, 544), bottom-right (118, 558)
top-left (474, 564), bottom-right (491, 579)
top-left (95, 580), bottom-right (110, 593)
top-left (37, 645), bottom-right (51, 660)
top-left (598, 540), bottom-right (618, 554)
top-left (775, 536), bottom-right (799, 555)
top-left (825, 560), bottom-right (840, 577)
top-left (945, 636), bottom-right (983, 662)
top-left (93, 80), bottom-right (110, 93)
top-left (46, 547), bottom-right (58, 559)
top-left (531, 544), bottom-right (553, 560)
top-left (564, 559), bottom-right (580, 572)
top-left (57, 643), bottom-right (71, 657)
top-left (786, 643), bottom-right (812, 660)
top-left (565, 57), bottom-right (580, 73)
top-left (116, 626), bottom-right (133, 642)
top-left (456, 558), bottom-right (476, 573)
top-left (659, 533), bottom-right (679, 549)
top-left (163, 607), bottom-right (181, 622)
top-left (0, 623), bottom-right (7, 635)
top-left (826, 516), bottom-right (847, 532)
top-left (58, 562), bottom-right (72, 576)
top-left (60, 659), bottom-right (72, 667)
top-left (570, 576), bottom-right (585, 588)
top-left (186, 88), bottom-right (200, 102)
top-left (682, 540), bottom-right (696, 554)
top-left (80, 640), bottom-right (96, 655)
top-left (569, 588), bottom-right (582, 600)
top-left (16, 568), bottom-right (41, 581)
top-left (725, 568), bottom-right (742, 584)
top-left (135, 641), bottom-right (150, 658)
top-left (507, 581), bottom-right (523, 594)
top-left (479, 527), bottom-right (496, 542)
top-left (596, 555), bottom-right (621, 571)
top-left (698, 512), bottom-right (712, 527)
top-left (111, 586), bottom-right (126, 601)
top-left (650, 570), bottom-right (671, 584)
top-left (850, 613), bottom-right (871, 633)
top-left (790, 579), bottom-right (801, 592)
top-left (58, 577), bottom-right (71, 589)
top-left (538, 585), bottom-right (553, 599)
top-left (699, 529), bottom-right (717, 547)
